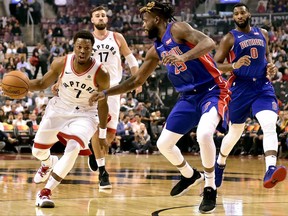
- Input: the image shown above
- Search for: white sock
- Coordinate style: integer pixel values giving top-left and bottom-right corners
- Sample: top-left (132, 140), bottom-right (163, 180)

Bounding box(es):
top-left (204, 171), bottom-right (216, 190)
top-left (96, 158), bottom-right (105, 167)
top-left (45, 175), bottom-right (60, 191)
top-left (265, 155), bottom-right (277, 171)
top-left (217, 153), bottom-right (227, 166)
top-left (178, 162), bottom-right (194, 178)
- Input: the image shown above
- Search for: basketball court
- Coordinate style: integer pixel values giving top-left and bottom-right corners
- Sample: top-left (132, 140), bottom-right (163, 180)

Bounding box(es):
top-left (0, 153), bottom-right (287, 215)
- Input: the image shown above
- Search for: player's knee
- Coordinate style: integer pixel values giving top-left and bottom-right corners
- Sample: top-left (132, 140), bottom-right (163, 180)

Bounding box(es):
top-left (261, 122), bottom-right (276, 135)
top-left (196, 130), bottom-right (213, 145)
top-left (32, 147), bottom-right (49, 160)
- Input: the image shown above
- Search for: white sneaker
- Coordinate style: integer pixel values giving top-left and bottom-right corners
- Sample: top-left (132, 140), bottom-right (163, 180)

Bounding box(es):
top-left (34, 155), bottom-right (59, 184)
top-left (35, 188), bottom-right (55, 208)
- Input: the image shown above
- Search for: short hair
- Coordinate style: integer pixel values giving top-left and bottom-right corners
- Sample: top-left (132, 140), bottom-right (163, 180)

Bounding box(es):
top-left (90, 5), bottom-right (107, 17)
top-left (233, 3), bottom-right (250, 12)
top-left (140, 1), bottom-right (176, 22)
top-left (73, 30), bottom-right (95, 45)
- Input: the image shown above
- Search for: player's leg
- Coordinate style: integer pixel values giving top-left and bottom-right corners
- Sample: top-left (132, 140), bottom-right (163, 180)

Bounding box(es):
top-left (157, 98), bottom-right (204, 197)
top-left (36, 139), bottom-right (81, 208)
top-left (256, 110), bottom-right (287, 188)
top-left (215, 94), bottom-right (251, 188)
top-left (197, 107), bottom-right (220, 213)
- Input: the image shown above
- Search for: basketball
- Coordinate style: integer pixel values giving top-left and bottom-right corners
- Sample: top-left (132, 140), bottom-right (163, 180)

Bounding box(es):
top-left (1, 70), bottom-right (30, 99)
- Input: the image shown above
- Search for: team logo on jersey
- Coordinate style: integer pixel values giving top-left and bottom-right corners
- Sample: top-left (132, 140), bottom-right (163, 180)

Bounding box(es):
top-left (166, 38), bottom-right (172, 45)
top-left (203, 101), bottom-right (211, 113)
top-left (254, 32), bottom-right (259, 35)
top-left (272, 102), bottom-right (278, 111)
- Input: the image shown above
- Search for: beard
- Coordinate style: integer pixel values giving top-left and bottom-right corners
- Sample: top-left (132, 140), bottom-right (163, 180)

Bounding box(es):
top-left (147, 26), bottom-right (159, 39)
top-left (234, 17), bottom-right (250, 29)
top-left (94, 23), bottom-right (107, 30)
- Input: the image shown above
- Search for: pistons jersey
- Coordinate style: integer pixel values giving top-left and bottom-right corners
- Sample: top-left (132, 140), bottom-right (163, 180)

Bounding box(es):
top-left (92, 31), bottom-right (122, 87)
top-left (154, 23), bottom-right (227, 93)
top-left (228, 27), bottom-right (267, 79)
top-left (58, 53), bottom-right (101, 108)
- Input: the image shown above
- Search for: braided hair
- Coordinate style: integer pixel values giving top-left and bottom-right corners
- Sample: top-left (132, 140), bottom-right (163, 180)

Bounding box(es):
top-left (139, 1), bottom-right (177, 22)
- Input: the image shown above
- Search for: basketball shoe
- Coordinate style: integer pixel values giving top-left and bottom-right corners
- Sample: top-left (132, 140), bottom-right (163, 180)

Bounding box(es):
top-left (34, 155), bottom-right (59, 184)
top-left (99, 170), bottom-right (112, 189)
top-left (88, 144), bottom-right (98, 172)
top-left (263, 165), bottom-right (287, 188)
top-left (170, 169), bottom-right (204, 197)
top-left (35, 188), bottom-right (55, 208)
top-left (199, 187), bottom-right (217, 213)
top-left (215, 161), bottom-right (226, 188)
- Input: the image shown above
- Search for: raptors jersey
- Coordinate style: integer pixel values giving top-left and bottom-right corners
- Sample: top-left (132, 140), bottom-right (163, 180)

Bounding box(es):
top-left (228, 27), bottom-right (267, 79)
top-left (58, 53), bottom-right (101, 109)
top-left (154, 23), bottom-right (228, 93)
top-left (92, 31), bottom-right (122, 87)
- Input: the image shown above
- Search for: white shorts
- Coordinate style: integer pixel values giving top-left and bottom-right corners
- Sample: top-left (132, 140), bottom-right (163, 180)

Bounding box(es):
top-left (34, 97), bottom-right (98, 150)
top-left (107, 94), bottom-right (120, 132)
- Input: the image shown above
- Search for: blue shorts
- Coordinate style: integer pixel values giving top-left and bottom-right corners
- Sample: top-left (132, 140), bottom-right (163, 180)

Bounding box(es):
top-left (165, 87), bottom-right (230, 134)
top-left (229, 77), bottom-right (278, 124)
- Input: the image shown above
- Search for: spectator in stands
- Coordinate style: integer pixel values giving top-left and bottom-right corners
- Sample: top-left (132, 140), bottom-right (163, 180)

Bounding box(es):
top-left (34, 44), bottom-right (50, 78)
top-left (2, 99), bottom-right (12, 114)
top-left (6, 43), bottom-right (17, 55)
top-left (34, 90), bottom-right (49, 113)
top-left (0, 62), bottom-right (6, 79)
top-left (111, 14), bottom-right (123, 32)
top-left (0, 122), bottom-right (18, 153)
top-left (16, 0), bottom-right (29, 26)
top-left (131, 124), bottom-right (152, 154)
top-left (16, 56), bottom-right (33, 79)
top-left (257, 1), bottom-right (267, 13)
top-left (274, 0), bottom-right (286, 13)
top-left (48, 42), bottom-right (64, 64)
top-left (52, 23), bottom-right (64, 37)
top-left (30, 0), bottom-right (42, 25)
top-left (17, 42), bottom-right (28, 59)
top-left (12, 112), bottom-right (26, 127)
top-left (11, 22), bottom-right (22, 37)
top-left (116, 114), bottom-right (134, 151)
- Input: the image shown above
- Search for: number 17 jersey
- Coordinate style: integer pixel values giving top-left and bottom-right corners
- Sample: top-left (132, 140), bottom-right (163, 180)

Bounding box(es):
top-left (92, 31), bottom-right (122, 87)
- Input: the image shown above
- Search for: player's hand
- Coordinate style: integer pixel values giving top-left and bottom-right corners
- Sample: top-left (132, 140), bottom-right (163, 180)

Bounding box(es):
top-left (234, 55), bottom-right (251, 69)
top-left (162, 54), bottom-right (185, 66)
top-left (98, 138), bottom-right (108, 151)
top-left (51, 82), bottom-right (59, 96)
top-left (266, 63), bottom-right (277, 77)
top-left (89, 91), bottom-right (105, 106)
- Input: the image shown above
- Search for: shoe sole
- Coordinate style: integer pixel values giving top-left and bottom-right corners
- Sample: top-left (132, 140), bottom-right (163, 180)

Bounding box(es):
top-left (172, 173), bottom-right (204, 197)
top-left (199, 206), bottom-right (216, 214)
top-left (264, 166), bottom-right (287, 188)
top-left (36, 200), bottom-right (55, 208)
top-left (99, 184), bottom-right (112, 189)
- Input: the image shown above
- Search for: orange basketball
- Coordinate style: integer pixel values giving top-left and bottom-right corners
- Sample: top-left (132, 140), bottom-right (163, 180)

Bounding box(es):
top-left (1, 70), bottom-right (30, 99)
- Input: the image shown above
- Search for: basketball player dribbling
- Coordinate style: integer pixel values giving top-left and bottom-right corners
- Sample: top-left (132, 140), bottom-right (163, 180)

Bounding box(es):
top-left (29, 30), bottom-right (110, 208)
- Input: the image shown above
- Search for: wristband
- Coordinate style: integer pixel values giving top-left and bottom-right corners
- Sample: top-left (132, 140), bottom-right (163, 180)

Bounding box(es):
top-left (102, 90), bottom-right (107, 98)
top-left (232, 62), bottom-right (236, 70)
top-left (99, 127), bottom-right (107, 139)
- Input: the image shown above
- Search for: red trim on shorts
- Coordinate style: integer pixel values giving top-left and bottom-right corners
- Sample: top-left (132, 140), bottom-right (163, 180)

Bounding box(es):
top-left (57, 132), bottom-right (85, 148)
top-left (33, 143), bottom-right (54, 149)
top-left (79, 149), bottom-right (92, 156)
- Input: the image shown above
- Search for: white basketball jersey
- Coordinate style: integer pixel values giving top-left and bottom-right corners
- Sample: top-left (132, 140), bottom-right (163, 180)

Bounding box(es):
top-left (92, 31), bottom-right (122, 87)
top-left (58, 54), bottom-right (101, 109)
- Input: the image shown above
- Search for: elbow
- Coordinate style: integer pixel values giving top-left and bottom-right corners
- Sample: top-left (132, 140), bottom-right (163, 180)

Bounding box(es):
top-left (208, 38), bottom-right (216, 50)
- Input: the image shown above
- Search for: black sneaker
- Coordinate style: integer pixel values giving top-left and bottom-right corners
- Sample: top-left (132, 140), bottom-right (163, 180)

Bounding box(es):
top-left (199, 187), bottom-right (217, 214)
top-left (99, 171), bottom-right (112, 189)
top-left (88, 144), bottom-right (98, 172)
top-left (170, 169), bottom-right (204, 197)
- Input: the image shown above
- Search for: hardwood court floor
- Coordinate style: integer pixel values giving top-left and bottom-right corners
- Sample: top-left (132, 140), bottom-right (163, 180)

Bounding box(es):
top-left (0, 153), bottom-right (287, 216)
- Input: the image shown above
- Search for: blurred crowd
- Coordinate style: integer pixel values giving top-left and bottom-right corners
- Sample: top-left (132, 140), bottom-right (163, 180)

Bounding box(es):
top-left (0, 0), bottom-right (287, 156)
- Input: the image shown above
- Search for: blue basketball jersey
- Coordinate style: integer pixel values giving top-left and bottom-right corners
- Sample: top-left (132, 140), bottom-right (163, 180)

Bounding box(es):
top-left (154, 23), bottom-right (227, 93)
top-left (228, 27), bottom-right (267, 79)
top-left (153, 22), bottom-right (230, 134)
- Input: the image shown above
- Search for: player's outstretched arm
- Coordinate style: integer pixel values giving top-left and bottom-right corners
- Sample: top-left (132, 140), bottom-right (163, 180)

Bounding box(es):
top-left (89, 46), bottom-right (159, 103)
